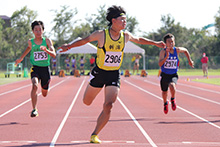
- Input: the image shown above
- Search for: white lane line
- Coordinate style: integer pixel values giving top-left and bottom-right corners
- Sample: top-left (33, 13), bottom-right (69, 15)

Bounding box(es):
top-left (117, 96), bottom-right (157, 147)
top-left (50, 78), bottom-right (86, 147)
top-left (71, 140), bottom-right (135, 143)
top-left (0, 78), bottom-right (69, 118)
top-left (0, 84), bottom-right (31, 97)
top-left (133, 76), bottom-right (220, 94)
top-left (124, 80), bottom-right (220, 130)
top-left (144, 79), bottom-right (220, 105)
top-left (178, 83), bottom-right (220, 94)
top-left (169, 141), bottom-right (220, 145)
top-left (0, 141), bottom-right (36, 144)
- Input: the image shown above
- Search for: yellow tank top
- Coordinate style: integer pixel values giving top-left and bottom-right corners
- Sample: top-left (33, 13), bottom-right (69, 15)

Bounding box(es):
top-left (96, 29), bottom-right (125, 70)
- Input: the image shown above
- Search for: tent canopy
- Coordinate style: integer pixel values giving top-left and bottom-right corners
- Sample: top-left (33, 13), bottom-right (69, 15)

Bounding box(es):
top-left (124, 41), bottom-right (146, 70)
top-left (57, 37), bottom-right (97, 54)
top-left (124, 41), bottom-right (145, 55)
top-left (57, 38), bottom-right (145, 55)
top-left (57, 38), bottom-right (146, 70)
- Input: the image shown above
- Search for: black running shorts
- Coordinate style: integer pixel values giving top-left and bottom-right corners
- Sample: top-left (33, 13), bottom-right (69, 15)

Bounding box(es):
top-left (160, 72), bottom-right (178, 91)
top-left (89, 66), bottom-right (120, 88)
top-left (31, 65), bottom-right (51, 90)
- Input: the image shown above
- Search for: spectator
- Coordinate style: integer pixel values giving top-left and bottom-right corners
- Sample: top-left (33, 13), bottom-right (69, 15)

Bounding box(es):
top-left (51, 57), bottom-right (56, 75)
top-left (133, 54), bottom-right (141, 75)
top-left (64, 56), bottom-right (70, 74)
top-left (79, 56), bottom-right (86, 75)
top-left (201, 53), bottom-right (208, 77)
top-left (90, 55), bottom-right (95, 71)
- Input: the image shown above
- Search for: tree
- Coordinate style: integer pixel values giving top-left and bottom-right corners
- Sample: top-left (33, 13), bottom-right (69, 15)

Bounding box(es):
top-left (51, 5), bottom-right (78, 47)
top-left (214, 6), bottom-right (220, 56)
top-left (4, 6), bottom-right (37, 58)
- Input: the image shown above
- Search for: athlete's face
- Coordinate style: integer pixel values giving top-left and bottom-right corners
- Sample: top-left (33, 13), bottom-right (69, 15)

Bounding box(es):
top-left (166, 37), bottom-right (175, 49)
top-left (33, 25), bottom-right (44, 38)
top-left (113, 15), bottom-right (127, 30)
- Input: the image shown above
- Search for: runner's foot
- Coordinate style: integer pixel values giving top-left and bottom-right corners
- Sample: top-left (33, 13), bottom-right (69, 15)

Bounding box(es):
top-left (164, 101), bottom-right (168, 114)
top-left (90, 135), bottom-right (101, 143)
top-left (30, 109), bottom-right (38, 117)
top-left (171, 98), bottom-right (176, 111)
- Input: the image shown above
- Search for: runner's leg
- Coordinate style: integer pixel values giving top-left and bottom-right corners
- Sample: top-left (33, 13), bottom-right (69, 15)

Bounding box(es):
top-left (83, 84), bottom-right (102, 105)
top-left (31, 77), bottom-right (39, 109)
top-left (92, 86), bottom-right (119, 135)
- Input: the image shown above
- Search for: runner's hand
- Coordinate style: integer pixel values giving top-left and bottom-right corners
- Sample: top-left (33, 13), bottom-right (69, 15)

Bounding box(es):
top-left (58, 44), bottom-right (70, 52)
top-left (156, 41), bottom-right (166, 48)
top-left (40, 46), bottom-right (47, 51)
top-left (189, 60), bottom-right (194, 68)
top-left (15, 58), bottom-right (23, 66)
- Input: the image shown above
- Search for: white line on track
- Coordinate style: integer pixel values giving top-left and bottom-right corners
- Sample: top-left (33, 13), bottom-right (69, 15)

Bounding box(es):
top-left (124, 80), bottom-right (220, 130)
top-left (117, 96), bottom-right (157, 147)
top-left (0, 141), bottom-right (36, 144)
top-left (71, 140), bottom-right (135, 143)
top-left (178, 82), bottom-right (220, 94)
top-left (0, 84), bottom-right (31, 97)
top-left (168, 141), bottom-right (220, 146)
top-left (134, 76), bottom-right (220, 94)
top-left (50, 78), bottom-right (86, 147)
top-left (143, 79), bottom-right (220, 105)
top-left (0, 78), bottom-right (69, 118)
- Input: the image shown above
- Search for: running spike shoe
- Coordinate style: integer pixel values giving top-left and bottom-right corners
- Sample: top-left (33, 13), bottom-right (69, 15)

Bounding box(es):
top-left (30, 109), bottom-right (38, 117)
top-left (90, 135), bottom-right (101, 143)
top-left (164, 101), bottom-right (168, 114)
top-left (171, 98), bottom-right (176, 111)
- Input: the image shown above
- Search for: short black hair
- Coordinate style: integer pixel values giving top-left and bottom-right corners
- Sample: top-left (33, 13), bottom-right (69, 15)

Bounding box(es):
top-left (106, 5), bottom-right (126, 26)
top-left (31, 20), bottom-right (44, 31)
top-left (163, 33), bottom-right (174, 43)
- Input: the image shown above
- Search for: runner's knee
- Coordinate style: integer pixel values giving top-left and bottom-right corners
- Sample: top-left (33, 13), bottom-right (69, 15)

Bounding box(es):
top-left (103, 102), bottom-right (113, 113)
top-left (83, 98), bottom-right (92, 106)
top-left (169, 83), bottom-right (176, 90)
top-left (32, 84), bottom-right (38, 91)
top-left (42, 90), bottom-right (48, 97)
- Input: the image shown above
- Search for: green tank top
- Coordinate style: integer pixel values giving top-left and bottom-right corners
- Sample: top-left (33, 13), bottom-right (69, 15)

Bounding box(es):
top-left (30, 37), bottom-right (50, 67)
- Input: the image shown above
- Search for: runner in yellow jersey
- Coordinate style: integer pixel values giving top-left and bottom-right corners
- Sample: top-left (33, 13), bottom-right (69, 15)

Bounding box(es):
top-left (59, 5), bottom-right (166, 143)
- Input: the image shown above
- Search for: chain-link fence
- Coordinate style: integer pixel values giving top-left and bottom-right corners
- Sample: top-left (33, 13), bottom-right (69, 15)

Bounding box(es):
top-left (1, 55), bottom-right (219, 72)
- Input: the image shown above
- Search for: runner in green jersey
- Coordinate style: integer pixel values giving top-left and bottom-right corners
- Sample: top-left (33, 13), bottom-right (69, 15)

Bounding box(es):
top-left (15, 21), bottom-right (56, 117)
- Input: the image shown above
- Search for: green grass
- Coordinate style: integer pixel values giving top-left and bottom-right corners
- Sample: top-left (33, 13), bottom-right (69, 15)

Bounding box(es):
top-left (0, 71), bottom-right (29, 85)
top-left (145, 69), bottom-right (220, 86)
top-left (0, 77), bottom-right (28, 85)
top-left (192, 78), bottom-right (220, 86)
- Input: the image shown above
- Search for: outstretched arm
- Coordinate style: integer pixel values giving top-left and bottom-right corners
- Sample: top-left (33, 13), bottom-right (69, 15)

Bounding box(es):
top-left (125, 31), bottom-right (166, 48)
top-left (58, 30), bottom-right (103, 52)
top-left (177, 47), bottom-right (194, 68)
top-left (15, 40), bottom-right (32, 65)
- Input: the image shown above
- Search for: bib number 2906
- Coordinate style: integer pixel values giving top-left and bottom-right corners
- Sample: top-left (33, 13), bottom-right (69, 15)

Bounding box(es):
top-left (104, 52), bottom-right (122, 67)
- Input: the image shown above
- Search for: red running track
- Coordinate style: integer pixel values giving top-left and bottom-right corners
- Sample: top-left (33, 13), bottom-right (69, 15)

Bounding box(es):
top-left (0, 75), bottom-right (220, 147)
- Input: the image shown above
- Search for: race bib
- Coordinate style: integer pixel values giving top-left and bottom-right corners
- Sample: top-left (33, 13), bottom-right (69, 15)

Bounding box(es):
top-left (104, 52), bottom-right (122, 67)
top-left (34, 51), bottom-right (48, 61)
top-left (164, 59), bottom-right (177, 69)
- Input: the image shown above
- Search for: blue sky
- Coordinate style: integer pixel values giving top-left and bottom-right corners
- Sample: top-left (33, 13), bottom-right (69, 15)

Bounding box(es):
top-left (1, 0), bottom-right (220, 35)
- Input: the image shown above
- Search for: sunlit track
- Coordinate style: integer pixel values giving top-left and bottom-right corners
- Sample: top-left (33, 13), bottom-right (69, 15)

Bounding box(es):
top-left (177, 82), bottom-right (220, 95)
top-left (50, 77), bottom-right (86, 147)
top-left (132, 76), bottom-right (220, 105)
top-left (0, 77), bottom-right (69, 118)
top-left (143, 75), bottom-right (220, 94)
top-left (1, 75), bottom-right (220, 147)
top-left (123, 78), bottom-right (220, 130)
top-left (0, 84), bottom-right (31, 97)
top-left (117, 96), bottom-right (157, 147)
